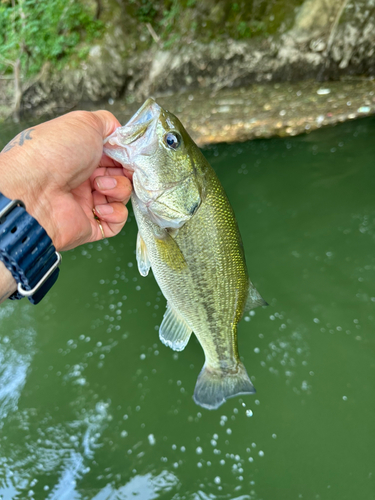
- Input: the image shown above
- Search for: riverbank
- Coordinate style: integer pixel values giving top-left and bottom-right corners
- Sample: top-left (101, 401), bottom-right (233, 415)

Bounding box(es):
top-left (1, 0), bottom-right (375, 135)
top-left (82, 78), bottom-right (375, 146)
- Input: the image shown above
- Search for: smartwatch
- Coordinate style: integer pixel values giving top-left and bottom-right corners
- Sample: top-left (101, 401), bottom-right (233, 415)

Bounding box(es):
top-left (0, 193), bottom-right (61, 304)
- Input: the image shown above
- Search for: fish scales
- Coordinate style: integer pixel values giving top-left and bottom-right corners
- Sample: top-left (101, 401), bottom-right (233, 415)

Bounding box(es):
top-left (133, 160), bottom-right (247, 368)
top-left (104, 98), bottom-right (267, 409)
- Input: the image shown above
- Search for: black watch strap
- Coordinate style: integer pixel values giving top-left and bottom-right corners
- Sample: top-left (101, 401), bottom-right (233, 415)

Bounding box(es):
top-left (0, 193), bottom-right (61, 304)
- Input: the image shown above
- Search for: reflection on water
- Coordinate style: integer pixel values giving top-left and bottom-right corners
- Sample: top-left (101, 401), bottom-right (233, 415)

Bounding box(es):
top-left (91, 471), bottom-right (178, 500)
top-left (0, 302), bottom-right (37, 425)
top-left (0, 116), bottom-right (374, 499)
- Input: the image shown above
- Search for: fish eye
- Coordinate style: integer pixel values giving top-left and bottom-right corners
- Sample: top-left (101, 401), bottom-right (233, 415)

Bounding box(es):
top-left (164, 132), bottom-right (181, 150)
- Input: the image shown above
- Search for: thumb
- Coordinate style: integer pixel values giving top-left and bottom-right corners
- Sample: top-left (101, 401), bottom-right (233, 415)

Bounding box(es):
top-left (92, 110), bottom-right (122, 139)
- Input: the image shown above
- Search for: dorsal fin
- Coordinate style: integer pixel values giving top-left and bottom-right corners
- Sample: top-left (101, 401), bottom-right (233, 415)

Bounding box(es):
top-left (245, 281), bottom-right (268, 311)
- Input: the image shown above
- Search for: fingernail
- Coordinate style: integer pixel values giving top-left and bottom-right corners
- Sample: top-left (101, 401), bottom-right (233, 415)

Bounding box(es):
top-left (96, 177), bottom-right (117, 190)
top-left (95, 204), bottom-right (114, 215)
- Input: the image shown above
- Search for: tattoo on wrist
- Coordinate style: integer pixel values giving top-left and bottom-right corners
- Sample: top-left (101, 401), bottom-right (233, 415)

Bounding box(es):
top-left (2, 128), bottom-right (35, 153)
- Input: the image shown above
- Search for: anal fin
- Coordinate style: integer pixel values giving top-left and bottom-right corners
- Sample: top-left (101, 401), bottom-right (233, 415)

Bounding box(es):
top-left (136, 232), bottom-right (150, 277)
top-left (159, 303), bottom-right (192, 351)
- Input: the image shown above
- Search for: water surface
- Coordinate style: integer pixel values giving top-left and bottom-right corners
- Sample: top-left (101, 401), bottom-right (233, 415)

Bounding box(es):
top-left (0, 116), bottom-right (374, 499)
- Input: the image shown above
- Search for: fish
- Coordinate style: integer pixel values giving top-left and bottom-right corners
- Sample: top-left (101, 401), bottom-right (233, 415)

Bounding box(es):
top-left (103, 98), bottom-right (267, 410)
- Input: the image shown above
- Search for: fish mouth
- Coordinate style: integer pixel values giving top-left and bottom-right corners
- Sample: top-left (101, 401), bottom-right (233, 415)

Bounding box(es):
top-left (103, 98), bottom-right (161, 169)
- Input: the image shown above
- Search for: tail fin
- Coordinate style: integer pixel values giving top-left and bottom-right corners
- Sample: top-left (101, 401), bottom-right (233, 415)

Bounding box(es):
top-left (193, 362), bottom-right (256, 410)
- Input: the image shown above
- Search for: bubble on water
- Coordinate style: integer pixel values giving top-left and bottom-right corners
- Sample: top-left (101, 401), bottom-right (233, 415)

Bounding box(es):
top-left (180, 446), bottom-right (186, 452)
top-left (213, 433), bottom-right (219, 439)
top-left (248, 457), bottom-right (254, 462)
top-left (272, 433), bottom-right (277, 439)
top-left (342, 396), bottom-right (348, 401)
top-left (43, 485), bottom-right (49, 491)
top-left (121, 430), bottom-right (128, 438)
top-left (252, 442), bottom-right (256, 448)
top-left (214, 476), bottom-right (221, 484)
top-left (220, 459), bottom-right (225, 465)
top-left (246, 409), bottom-right (253, 417)
top-left (172, 444), bottom-right (177, 450)
top-left (197, 462), bottom-right (202, 468)
top-left (211, 439), bottom-right (217, 446)
top-left (259, 450), bottom-right (264, 457)
top-left (196, 446), bottom-right (203, 455)
top-left (148, 434), bottom-right (156, 445)
top-left (226, 428), bottom-right (232, 435)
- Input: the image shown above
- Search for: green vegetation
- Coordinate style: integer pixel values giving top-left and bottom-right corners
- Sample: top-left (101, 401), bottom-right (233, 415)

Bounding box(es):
top-left (0, 0), bottom-right (306, 121)
top-left (0, 0), bottom-right (103, 121)
top-left (125, 0), bottom-right (304, 47)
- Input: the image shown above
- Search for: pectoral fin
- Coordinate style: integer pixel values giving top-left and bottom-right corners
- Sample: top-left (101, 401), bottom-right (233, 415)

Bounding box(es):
top-left (159, 303), bottom-right (192, 351)
top-left (245, 282), bottom-right (268, 311)
top-left (136, 232), bottom-right (151, 277)
top-left (155, 232), bottom-right (186, 271)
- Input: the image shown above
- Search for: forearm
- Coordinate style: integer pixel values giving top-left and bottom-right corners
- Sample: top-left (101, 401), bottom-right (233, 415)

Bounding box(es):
top-left (0, 261), bottom-right (17, 303)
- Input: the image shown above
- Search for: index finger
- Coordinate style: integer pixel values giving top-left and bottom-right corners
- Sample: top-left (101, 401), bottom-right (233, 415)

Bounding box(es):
top-left (99, 153), bottom-right (123, 168)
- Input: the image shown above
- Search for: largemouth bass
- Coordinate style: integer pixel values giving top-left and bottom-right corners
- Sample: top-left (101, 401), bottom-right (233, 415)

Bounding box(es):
top-left (104, 98), bottom-right (267, 409)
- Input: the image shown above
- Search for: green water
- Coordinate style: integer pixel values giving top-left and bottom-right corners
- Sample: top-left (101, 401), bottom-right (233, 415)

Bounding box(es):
top-left (0, 116), bottom-right (374, 500)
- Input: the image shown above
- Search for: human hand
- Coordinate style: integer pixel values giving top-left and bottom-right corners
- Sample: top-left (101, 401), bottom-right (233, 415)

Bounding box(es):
top-left (0, 110), bottom-right (132, 251)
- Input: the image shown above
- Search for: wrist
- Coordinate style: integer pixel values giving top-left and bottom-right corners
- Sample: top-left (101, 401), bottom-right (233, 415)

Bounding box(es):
top-left (0, 150), bottom-right (57, 246)
top-left (0, 260), bottom-right (17, 303)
